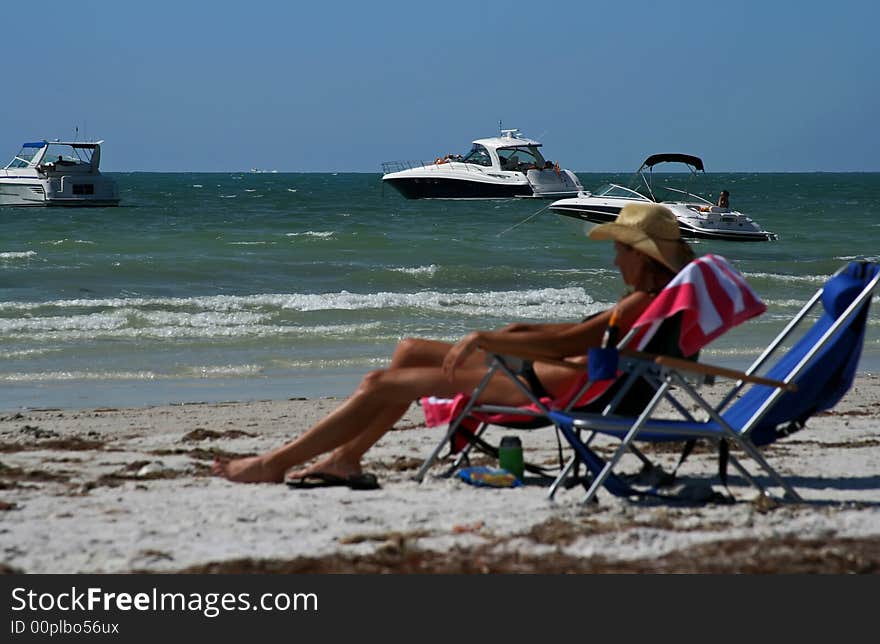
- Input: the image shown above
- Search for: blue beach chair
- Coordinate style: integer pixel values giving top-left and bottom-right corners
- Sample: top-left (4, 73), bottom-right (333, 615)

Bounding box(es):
top-left (547, 260), bottom-right (880, 504)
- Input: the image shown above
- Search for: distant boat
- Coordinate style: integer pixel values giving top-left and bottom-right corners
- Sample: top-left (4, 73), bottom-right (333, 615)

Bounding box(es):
top-left (550, 154), bottom-right (777, 242)
top-left (0, 139), bottom-right (119, 207)
top-left (381, 128), bottom-right (583, 199)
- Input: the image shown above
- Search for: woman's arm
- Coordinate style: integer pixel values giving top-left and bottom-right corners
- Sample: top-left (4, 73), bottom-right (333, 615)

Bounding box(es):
top-left (497, 321), bottom-right (580, 334)
top-left (442, 290), bottom-right (654, 379)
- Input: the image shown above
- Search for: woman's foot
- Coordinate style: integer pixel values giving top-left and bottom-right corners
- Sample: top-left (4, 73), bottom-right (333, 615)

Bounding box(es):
top-left (285, 453), bottom-right (362, 483)
top-left (212, 455), bottom-right (286, 483)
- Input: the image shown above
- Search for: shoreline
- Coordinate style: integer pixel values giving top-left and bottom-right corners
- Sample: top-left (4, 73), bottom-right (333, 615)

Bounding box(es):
top-left (2, 375), bottom-right (879, 574)
top-left (3, 357), bottom-right (879, 415)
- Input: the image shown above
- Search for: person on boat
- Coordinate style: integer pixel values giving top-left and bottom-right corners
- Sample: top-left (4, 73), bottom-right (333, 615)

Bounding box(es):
top-left (434, 153), bottom-right (461, 164)
top-left (212, 203), bottom-right (695, 485)
top-left (700, 189), bottom-right (731, 213)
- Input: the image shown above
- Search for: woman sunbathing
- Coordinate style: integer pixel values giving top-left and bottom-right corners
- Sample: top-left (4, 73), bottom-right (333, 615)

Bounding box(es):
top-left (212, 203), bottom-right (694, 484)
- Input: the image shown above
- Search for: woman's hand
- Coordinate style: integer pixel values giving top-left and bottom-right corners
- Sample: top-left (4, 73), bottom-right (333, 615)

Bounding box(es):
top-left (442, 331), bottom-right (481, 381)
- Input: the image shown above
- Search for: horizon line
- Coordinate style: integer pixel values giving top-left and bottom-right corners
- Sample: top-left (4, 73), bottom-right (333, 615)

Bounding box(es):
top-left (105, 169), bottom-right (880, 175)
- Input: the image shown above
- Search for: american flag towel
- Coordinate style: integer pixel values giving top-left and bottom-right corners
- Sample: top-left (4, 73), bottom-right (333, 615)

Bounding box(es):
top-left (632, 254), bottom-right (766, 356)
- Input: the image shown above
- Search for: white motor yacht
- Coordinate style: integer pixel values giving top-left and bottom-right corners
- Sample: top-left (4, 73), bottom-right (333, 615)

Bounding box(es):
top-left (381, 129), bottom-right (583, 199)
top-left (0, 139), bottom-right (120, 207)
top-left (550, 154), bottom-right (776, 241)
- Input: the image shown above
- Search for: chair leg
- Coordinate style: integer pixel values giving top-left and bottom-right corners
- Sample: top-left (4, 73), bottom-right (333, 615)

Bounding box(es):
top-left (413, 424), bottom-right (459, 483)
top-left (581, 381), bottom-right (671, 504)
top-left (548, 428), bottom-right (601, 500)
top-left (726, 453), bottom-right (765, 497)
top-left (671, 374), bottom-right (803, 502)
top-left (736, 440), bottom-right (804, 502)
top-left (547, 454), bottom-right (578, 501)
top-left (442, 422), bottom-right (487, 476)
top-left (413, 364), bottom-right (499, 483)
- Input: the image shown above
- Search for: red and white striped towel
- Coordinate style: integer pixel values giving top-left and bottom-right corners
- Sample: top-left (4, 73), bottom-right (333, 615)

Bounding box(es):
top-left (631, 253), bottom-right (766, 356)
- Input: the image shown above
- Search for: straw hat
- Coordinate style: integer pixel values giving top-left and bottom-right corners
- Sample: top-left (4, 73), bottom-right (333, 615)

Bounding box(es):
top-left (588, 203), bottom-right (693, 272)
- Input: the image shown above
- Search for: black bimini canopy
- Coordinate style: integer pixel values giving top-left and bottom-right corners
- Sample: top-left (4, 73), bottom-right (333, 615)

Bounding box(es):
top-left (642, 153), bottom-right (704, 172)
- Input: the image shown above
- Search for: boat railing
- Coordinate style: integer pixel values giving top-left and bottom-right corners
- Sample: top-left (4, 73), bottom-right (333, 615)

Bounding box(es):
top-left (382, 160), bottom-right (427, 173)
top-left (659, 185), bottom-right (712, 205)
top-left (381, 160), bottom-right (486, 174)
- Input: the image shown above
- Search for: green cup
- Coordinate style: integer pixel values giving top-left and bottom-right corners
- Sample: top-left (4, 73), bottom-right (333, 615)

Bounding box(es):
top-left (498, 435), bottom-right (524, 481)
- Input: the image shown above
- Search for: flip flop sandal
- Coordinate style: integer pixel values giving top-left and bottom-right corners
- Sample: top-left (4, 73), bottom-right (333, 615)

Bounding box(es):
top-left (286, 472), bottom-right (380, 490)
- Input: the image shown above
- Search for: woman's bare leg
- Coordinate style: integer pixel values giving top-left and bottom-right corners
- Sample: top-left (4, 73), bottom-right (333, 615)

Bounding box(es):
top-left (212, 338), bottom-right (495, 483)
top-left (287, 338), bottom-right (490, 478)
top-left (309, 356), bottom-right (583, 476)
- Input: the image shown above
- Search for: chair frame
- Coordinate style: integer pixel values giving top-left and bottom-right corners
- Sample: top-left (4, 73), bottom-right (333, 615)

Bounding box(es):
top-left (413, 354), bottom-right (557, 484)
top-left (552, 262), bottom-right (880, 504)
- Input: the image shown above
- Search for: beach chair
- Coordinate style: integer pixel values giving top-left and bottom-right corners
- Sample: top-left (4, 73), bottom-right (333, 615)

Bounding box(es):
top-left (546, 260), bottom-right (880, 504)
top-left (415, 254), bottom-right (767, 493)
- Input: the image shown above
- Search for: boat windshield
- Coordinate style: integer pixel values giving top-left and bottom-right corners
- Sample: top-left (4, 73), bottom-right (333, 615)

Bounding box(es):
top-left (461, 144), bottom-right (492, 167)
top-left (6, 146), bottom-right (43, 169)
top-left (45, 143), bottom-right (95, 166)
top-left (593, 183), bottom-right (649, 200)
top-left (497, 145), bottom-right (545, 171)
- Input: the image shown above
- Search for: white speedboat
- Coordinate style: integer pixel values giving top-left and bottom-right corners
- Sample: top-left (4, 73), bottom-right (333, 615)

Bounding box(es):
top-left (381, 129), bottom-right (583, 199)
top-left (0, 139), bottom-right (120, 207)
top-left (550, 154), bottom-right (776, 241)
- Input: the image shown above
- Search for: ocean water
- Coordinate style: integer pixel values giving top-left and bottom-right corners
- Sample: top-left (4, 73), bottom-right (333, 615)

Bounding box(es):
top-left (1, 171), bottom-right (878, 411)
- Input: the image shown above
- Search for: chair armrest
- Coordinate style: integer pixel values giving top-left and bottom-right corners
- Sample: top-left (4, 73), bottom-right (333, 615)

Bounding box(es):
top-left (621, 349), bottom-right (798, 392)
top-left (489, 349), bottom-right (797, 392)
top-left (486, 350), bottom-right (582, 370)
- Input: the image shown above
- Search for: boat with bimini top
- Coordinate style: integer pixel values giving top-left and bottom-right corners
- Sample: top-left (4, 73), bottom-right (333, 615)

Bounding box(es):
top-left (381, 128), bottom-right (583, 199)
top-left (549, 154), bottom-right (776, 241)
top-left (0, 139), bottom-right (119, 207)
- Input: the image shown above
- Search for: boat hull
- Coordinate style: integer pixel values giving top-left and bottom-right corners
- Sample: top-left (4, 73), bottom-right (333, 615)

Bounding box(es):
top-left (0, 182), bottom-right (49, 206)
top-left (381, 158), bottom-right (581, 200)
top-left (677, 222), bottom-right (776, 242)
top-left (383, 176), bottom-right (532, 199)
top-left (0, 177), bottom-right (119, 207)
top-left (551, 204), bottom-right (776, 242)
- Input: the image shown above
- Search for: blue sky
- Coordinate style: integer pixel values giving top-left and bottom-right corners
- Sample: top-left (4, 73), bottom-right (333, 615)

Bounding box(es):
top-left (2, 1), bottom-right (877, 172)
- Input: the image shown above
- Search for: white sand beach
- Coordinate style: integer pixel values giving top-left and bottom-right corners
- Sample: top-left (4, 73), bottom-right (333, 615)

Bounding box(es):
top-left (2, 375), bottom-right (879, 574)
